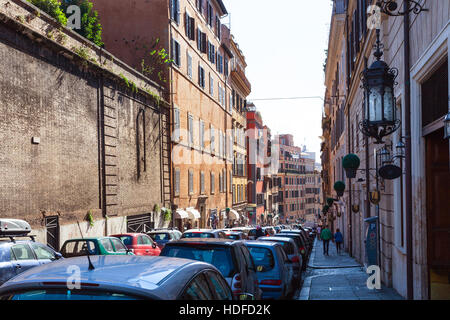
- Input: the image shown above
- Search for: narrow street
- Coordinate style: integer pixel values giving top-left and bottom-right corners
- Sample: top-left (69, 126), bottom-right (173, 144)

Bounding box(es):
top-left (297, 239), bottom-right (403, 300)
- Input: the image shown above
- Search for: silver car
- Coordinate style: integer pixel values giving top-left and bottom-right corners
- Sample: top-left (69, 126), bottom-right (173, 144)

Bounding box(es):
top-left (0, 255), bottom-right (234, 300)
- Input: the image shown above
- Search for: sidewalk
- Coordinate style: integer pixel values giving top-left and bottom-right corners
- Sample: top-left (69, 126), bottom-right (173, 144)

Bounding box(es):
top-left (298, 238), bottom-right (404, 300)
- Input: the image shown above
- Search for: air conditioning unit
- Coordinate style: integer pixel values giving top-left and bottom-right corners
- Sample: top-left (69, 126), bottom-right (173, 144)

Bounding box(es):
top-left (0, 219), bottom-right (32, 237)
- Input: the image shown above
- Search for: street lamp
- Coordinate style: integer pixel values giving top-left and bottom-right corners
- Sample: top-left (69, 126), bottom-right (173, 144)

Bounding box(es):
top-left (360, 29), bottom-right (401, 144)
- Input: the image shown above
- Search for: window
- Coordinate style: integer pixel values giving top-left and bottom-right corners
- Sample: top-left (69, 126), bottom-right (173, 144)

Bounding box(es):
top-left (232, 185), bottom-right (236, 203)
top-left (197, 29), bottom-right (207, 53)
top-left (31, 243), bottom-right (55, 260)
top-left (11, 244), bottom-right (35, 260)
top-left (170, 0), bottom-right (180, 24)
top-left (199, 119), bottom-right (205, 149)
top-left (210, 171), bottom-right (215, 194)
top-left (174, 168), bottom-right (180, 196)
top-left (210, 125), bottom-right (215, 153)
top-left (188, 114), bottom-right (194, 146)
top-left (187, 52), bottom-right (192, 79)
top-left (198, 65), bottom-right (205, 88)
top-left (217, 53), bottom-right (223, 73)
top-left (171, 38), bottom-right (181, 67)
top-left (208, 41), bottom-right (215, 64)
top-left (205, 271), bottom-right (232, 300)
top-left (215, 16), bottom-right (221, 39)
top-left (207, 1), bottom-right (213, 27)
top-left (180, 274), bottom-right (214, 300)
top-left (173, 107), bottom-right (180, 142)
top-left (196, 0), bottom-right (203, 12)
top-left (100, 239), bottom-right (114, 253)
top-left (185, 11), bottom-right (195, 40)
top-left (188, 170), bottom-right (194, 194)
top-left (110, 238), bottom-right (127, 253)
top-left (209, 74), bottom-right (214, 96)
top-left (200, 171), bottom-right (205, 194)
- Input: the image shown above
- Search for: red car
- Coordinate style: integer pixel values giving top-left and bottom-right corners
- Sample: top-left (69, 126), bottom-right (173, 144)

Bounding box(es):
top-left (109, 233), bottom-right (161, 256)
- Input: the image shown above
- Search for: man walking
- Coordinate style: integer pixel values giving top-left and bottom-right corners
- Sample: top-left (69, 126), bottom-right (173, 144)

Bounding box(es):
top-left (317, 226), bottom-right (322, 241)
top-left (320, 225), bottom-right (332, 255)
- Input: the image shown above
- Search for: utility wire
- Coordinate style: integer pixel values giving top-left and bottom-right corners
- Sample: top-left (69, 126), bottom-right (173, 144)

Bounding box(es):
top-left (249, 96), bottom-right (324, 101)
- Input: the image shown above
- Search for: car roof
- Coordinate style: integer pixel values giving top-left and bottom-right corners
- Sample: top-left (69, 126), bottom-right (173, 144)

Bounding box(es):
top-left (0, 255), bottom-right (216, 299)
top-left (62, 237), bottom-right (113, 242)
top-left (110, 233), bottom-right (145, 237)
top-left (166, 238), bottom-right (241, 246)
top-left (259, 236), bottom-right (295, 243)
top-left (244, 241), bottom-right (281, 248)
top-left (183, 229), bottom-right (217, 233)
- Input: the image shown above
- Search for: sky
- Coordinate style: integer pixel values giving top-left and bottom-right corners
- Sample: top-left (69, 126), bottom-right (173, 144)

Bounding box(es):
top-left (222, 0), bottom-right (333, 163)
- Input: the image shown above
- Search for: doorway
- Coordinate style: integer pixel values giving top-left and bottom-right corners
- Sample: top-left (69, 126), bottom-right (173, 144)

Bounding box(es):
top-left (45, 216), bottom-right (60, 251)
top-left (425, 129), bottom-right (450, 300)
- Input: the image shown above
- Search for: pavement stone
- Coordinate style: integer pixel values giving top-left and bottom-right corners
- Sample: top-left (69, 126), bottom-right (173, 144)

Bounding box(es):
top-left (297, 238), bottom-right (404, 300)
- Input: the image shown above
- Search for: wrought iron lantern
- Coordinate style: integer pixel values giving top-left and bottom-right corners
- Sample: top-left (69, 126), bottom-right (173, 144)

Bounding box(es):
top-left (395, 140), bottom-right (406, 159)
top-left (360, 29), bottom-right (401, 144)
top-left (444, 112), bottom-right (450, 140)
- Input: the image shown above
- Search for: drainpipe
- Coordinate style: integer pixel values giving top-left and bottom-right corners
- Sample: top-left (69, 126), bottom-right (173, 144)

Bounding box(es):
top-left (403, 0), bottom-right (414, 300)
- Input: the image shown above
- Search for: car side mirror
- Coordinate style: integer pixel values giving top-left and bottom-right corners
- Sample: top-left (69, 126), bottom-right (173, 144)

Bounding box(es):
top-left (239, 293), bottom-right (255, 301)
top-left (152, 243), bottom-right (157, 249)
top-left (54, 252), bottom-right (63, 260)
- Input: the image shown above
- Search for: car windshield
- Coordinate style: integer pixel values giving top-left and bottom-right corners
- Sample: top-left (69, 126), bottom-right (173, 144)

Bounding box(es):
top-left (281, 242), bottom-right (294, 255)
top-left (248, 247), bottom-right (275, 271)
top-left (1, 289), bottom-right (143, 300)
top-left (149, 233), bottom-right (170, 241)
top-left (61, 240), bottom-right (97, 257)
top-left (117, 236), bottom-right (132, 246)
top-left (161, 245), bottom-right (235, 277)
top-left (182, 232), bottom-right (214, 238)
top-left (226, 234), bottom-right (240, 240)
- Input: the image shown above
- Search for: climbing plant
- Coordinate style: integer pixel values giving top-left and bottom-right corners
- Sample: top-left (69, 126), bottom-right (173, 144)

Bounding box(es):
top-left (27, 0), bottom-right (67, 25)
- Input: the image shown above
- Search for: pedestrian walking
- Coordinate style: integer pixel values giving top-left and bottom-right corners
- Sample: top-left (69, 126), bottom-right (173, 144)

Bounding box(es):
top-left (255, 225), bottom-right (264, 239)
top-left (317, 226), bottom-right (322, 241)
top-left (320, 225), bottom-right (332, 255)
top-left (334, 228), bottom-right (343, 254)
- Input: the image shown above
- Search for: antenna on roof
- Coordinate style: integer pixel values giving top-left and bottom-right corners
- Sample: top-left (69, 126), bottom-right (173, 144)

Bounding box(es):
top-left (76, 221), bottom-right (95, 271)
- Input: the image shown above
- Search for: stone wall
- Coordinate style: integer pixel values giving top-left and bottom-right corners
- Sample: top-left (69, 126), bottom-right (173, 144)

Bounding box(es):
top-left (0, 0), bottom-right (170, 246)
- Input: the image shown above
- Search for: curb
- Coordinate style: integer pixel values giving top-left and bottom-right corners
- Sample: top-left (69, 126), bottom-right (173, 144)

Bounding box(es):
top-left (298, 276), bottom-right (312, 300)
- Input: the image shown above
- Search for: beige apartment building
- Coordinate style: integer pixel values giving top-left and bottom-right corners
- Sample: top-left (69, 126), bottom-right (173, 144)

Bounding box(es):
top-left (323, 0), bottom-right (449, 299)
top-left (228, 34), bottom-right (251, 226)
top-left (93, 0), bottom-right (235, 230)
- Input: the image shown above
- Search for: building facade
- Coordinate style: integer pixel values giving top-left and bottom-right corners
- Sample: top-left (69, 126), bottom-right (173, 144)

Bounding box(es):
top-left (93, 0), bottom-right (235, 230)
top-left (323, 0), bottom-right (450, 299)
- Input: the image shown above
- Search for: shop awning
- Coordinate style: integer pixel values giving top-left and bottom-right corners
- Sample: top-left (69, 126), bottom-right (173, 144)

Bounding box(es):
top-left (228, 209), bottom-right (239, 220)
top-left (186, 207), bottom-right (201, 220)
top-left (174, 209), bottom-right (189, 219)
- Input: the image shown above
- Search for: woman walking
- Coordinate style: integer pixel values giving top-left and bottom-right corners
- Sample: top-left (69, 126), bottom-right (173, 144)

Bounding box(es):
top-left (334, 228), bottom-right (343, 254)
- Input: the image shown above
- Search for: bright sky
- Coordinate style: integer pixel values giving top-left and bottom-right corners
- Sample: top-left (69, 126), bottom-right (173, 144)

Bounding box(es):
top-left (223, 0), bottom-right (333, 163)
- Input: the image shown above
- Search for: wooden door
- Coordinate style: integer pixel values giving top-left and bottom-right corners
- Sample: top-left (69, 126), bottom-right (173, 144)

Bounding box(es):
top-left (425, 128), bottom-right (450, 300)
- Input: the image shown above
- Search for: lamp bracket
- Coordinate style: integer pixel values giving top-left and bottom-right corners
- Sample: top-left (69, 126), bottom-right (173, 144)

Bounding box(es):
top-left (376, 0), bottom-right (428, 16)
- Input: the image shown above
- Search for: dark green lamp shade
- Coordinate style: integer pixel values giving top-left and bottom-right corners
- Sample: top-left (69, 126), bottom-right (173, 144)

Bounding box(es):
top-left (334, 181), bottom-right (346, 192)
top-left (327, 198), bottom-right (334, 206)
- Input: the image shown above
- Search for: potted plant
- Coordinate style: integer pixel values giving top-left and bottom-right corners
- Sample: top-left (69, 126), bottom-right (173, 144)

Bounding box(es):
top-left (334, 181), bottom-right (346, 197)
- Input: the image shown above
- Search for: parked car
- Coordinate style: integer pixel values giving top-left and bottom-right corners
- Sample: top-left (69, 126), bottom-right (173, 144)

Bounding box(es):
top-left (262, 227), bottom-right (275, 236)
top-left (109, 233), bottom-right (160, 256)
top-left (147, 229), bottom-right (182, 249)
top-left (272, 232), bottom-right (309, 270)
top-left (0, 219), bottom-right (63, 286)
top-left (280, 229), bottom-right (312, 250)
top-left (181, 229), bottom-right (226, 239)
top-left (60, 237), bottom-right (134, 258)
top-left (244, 241), bottom-right (295, 300)
top-left (256, 236), bottom-right (302, 286)
top-left (0, 255), bottom-right (236, 300)
top-left (224, 231), bottom-right (248, 240)
top-left (160, 238), bottom-right (262, 300)
top-left (273, 226), bottom-right (281, 234)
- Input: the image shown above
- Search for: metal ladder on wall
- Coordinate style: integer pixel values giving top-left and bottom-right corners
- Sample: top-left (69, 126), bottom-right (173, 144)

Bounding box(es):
top-left (160, 107), bottom-right (172, 210)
